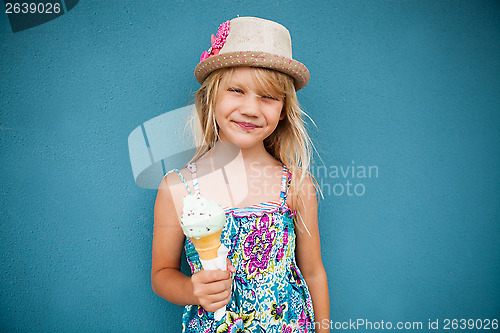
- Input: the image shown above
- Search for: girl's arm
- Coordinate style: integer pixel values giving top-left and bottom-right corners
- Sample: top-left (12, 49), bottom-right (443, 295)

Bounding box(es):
top-left (295, 175), bottom-right (330, 331)
top-left (151, 173), bottom-right (233, 311)
top-left (151, 173), bottom-right (198, 305)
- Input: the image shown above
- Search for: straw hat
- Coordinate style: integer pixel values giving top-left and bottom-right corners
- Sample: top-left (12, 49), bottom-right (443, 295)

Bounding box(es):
top-left (194, 16), bottom-right (310, 90)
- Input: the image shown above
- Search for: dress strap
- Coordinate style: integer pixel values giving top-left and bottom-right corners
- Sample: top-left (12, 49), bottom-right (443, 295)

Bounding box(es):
top-left (164, 169), bottom-right (193, 195)
top-left (187, 162), bottom-right (201, 195)
top-left (279, 165), bottom-right (291, 207)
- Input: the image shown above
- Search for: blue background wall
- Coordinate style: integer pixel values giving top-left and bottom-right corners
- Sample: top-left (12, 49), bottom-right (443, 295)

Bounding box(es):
top-left (1, 0), bottom-right (499, 331)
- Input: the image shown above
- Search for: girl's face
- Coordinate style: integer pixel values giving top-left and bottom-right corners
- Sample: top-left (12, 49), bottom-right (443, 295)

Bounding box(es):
top-left (214, 67), bottom-right (285, 150)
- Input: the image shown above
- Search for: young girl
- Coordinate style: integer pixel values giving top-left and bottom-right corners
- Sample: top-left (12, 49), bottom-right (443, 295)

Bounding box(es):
top-left (152, 17), bottom-right (329, 332)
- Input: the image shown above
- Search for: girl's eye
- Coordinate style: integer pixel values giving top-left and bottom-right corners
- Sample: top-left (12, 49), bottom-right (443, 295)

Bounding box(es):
top-left (262, 95), bottom-right (280, 101)
top-left (228, 88), bottom-right (243, 94)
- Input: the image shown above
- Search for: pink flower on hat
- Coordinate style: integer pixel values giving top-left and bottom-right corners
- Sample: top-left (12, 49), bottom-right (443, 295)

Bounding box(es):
top-left (200, 20), bottom-right (230, 62)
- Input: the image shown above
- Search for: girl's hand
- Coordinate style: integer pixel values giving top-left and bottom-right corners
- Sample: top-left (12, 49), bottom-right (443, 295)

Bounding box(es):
top-left (190, 260), bottom-right (236, 313)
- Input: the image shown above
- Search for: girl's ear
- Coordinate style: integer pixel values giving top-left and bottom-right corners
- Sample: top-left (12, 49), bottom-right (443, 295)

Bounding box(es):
top-left (279, 109), bottom-right (286, 120)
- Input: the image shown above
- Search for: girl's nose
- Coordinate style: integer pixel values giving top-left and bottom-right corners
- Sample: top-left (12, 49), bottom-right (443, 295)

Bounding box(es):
top-left (239, 93), bottom-right (260, 117)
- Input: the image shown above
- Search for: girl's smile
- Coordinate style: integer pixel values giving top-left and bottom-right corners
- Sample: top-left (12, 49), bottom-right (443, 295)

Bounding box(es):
top-left (233, 121), bottom-right (261, 131)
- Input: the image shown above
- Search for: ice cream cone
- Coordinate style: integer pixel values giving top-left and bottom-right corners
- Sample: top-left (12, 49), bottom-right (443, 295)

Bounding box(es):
top-left (189, 229), bottom-right (223, 260)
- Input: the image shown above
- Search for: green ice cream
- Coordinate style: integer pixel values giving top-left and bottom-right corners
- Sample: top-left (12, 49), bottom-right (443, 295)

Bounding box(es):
top-left (180, 194), bottom-right (226, 239)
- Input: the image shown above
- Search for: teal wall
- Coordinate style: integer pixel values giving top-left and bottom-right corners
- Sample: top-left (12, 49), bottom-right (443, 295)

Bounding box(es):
top-left (1, 0), bottom-right (499, 331)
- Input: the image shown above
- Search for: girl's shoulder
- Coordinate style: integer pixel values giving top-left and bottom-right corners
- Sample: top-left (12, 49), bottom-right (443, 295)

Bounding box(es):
top-left (159, 166), bottom-right (193, 217)
top-left (161, 167), bottom-right (192, 192)
top-left (288, 172), bottom-right (318, 213)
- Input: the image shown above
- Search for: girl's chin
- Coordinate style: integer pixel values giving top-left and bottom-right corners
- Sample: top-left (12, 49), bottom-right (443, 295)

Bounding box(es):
top-left (221, 137), bottom-right (263, 150)
top-left (218, 128), bottom-right (270, 149)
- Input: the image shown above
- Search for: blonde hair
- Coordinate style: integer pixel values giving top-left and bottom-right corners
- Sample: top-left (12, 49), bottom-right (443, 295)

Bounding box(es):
top-left (187, 67), bottom-right (322, 232)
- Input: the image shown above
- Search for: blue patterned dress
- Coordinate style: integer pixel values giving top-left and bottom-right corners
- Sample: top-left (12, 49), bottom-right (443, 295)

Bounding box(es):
top-left (166, 162), bottom-right (315, 332)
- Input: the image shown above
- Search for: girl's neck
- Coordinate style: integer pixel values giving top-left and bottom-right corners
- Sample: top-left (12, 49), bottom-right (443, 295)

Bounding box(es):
top-left (207, 140), bottom-right (276, 166)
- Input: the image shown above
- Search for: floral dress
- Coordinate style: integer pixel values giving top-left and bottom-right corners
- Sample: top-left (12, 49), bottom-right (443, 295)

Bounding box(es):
top-left (166, 162), bottom-right (315, 332)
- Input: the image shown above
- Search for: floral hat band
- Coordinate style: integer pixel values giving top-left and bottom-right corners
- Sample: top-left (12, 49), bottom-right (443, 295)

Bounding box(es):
top-left (194, 16), bottom-right (310, 91)
top-left (199, 20), bottom-right (230, 62)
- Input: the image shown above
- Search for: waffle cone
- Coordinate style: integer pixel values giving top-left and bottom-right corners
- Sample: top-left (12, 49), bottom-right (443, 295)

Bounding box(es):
top-left (189, 229), bottom-right (222, 260)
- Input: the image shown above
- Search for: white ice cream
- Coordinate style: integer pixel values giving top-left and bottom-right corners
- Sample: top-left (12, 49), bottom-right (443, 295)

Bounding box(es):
top-left (180, 194), bottom-right (226, 239)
